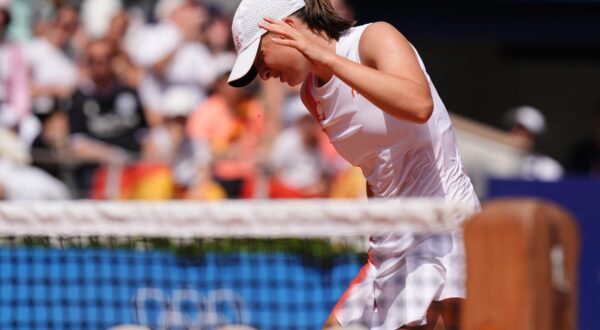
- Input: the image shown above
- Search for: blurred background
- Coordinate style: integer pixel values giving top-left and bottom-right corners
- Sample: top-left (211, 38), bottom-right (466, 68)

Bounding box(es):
top-left (1, 0), bottom-right (599, 202)
top-left (0, 0), bottom-right (599, 327)
top-left (1, 0), bottom-right (599, 201)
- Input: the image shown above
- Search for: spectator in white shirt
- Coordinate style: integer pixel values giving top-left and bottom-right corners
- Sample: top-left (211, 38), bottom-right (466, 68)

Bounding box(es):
top-left (268, 114), bottom-right (331, 198)
top-left (25, 4), bottom-right (79, 102)
top-left (128, 0), bottom-right (216, 124)
top-left (0, 127), bottom-right (70, 200)
top-left (16, 4), bottom-right (79, 147)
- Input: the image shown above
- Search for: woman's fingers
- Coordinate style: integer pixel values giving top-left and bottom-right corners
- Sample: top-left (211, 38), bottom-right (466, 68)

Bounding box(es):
top-left (263, 16), bottom-right (284, 25)
top-left (258, 23), bottom-right (289, 40)
top-left (261, 17), bottom-right (298, 37)
top-left (259, 23), bottom-right (298, 48)
top-left (271, 38), bottom-right (296, 47)
top-left (261, 17), bottom-right (309, 54)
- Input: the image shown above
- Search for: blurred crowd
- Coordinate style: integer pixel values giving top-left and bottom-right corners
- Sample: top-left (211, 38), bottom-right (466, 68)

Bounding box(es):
top-left (0, 0), bottom-right (364, 200)
top-left (1, 0), bottom-right (598, 201)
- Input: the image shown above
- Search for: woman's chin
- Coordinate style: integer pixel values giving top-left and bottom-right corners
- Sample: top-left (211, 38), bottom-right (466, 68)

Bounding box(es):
top-left (287, 77), bottom-right (303, 87)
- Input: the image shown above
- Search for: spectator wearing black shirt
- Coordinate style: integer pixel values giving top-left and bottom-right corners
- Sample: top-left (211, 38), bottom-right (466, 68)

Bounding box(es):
top-left (68, 38), bottom-right (148, 197)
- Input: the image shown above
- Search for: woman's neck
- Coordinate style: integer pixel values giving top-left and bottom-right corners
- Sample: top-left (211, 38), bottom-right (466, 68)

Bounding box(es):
top-left (308, 32), bottom-right (336, 87)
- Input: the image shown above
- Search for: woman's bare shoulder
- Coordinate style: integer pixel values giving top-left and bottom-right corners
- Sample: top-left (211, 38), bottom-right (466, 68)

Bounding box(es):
top-left (359, 22), bottom-right (413, 67)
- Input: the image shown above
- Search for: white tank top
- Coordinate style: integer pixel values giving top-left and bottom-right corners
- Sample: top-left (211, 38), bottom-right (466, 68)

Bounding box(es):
top-left (302, 24), bottom-right (478, 205)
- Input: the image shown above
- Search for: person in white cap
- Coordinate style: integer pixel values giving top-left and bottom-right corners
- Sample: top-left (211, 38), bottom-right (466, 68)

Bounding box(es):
top-left (228, 0), bottom-right (480, 329)
top-left (504, 105), bottom-right (563, 181)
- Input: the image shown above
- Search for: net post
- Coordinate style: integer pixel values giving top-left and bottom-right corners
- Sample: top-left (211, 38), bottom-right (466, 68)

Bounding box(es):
top-left (462, 199), bottom-right (579, 330)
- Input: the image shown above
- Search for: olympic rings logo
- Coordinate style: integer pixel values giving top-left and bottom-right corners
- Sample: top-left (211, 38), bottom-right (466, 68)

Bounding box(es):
top-left (132, 288), bottom-right (251, 329)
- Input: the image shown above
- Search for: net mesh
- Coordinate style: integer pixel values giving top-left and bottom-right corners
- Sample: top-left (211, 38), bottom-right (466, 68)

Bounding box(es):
top-left (0, 200), bottom-right (472, 330)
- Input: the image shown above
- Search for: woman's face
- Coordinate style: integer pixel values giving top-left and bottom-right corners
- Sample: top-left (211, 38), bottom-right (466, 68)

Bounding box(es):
top-left (254, 31), bottom-right (310, 87)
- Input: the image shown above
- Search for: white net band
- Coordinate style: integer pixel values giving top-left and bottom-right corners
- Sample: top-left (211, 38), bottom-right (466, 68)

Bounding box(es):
top-left (0, 199), bottom-right (475, 238)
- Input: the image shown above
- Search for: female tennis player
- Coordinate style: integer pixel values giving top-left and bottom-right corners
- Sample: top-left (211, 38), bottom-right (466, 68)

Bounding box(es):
top-left (228, 0), bottom-right (480, 329)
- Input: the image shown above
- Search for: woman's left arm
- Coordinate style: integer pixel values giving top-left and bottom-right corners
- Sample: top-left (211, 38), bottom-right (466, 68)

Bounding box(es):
top-left (264, 19), bottom-right (433, 123)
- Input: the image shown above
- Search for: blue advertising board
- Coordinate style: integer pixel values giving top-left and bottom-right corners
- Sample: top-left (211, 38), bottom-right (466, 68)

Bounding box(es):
top-left (0, 248), bottom-right (363, 330)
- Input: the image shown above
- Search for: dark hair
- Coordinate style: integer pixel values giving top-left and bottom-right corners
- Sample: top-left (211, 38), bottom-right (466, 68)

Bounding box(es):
top-left (292, 0), bottom-right (354, 40)
top-left (0, 8), bottom-right (11, 29)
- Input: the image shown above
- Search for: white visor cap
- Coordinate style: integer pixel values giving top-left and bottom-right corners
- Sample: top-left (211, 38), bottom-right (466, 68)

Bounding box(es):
top-left (507, 105), bottom-right (547, 135)
top-left (228, 0), bottom-right (306, 88)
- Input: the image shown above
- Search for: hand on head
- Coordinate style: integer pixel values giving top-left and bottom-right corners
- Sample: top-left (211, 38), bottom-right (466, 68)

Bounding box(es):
top-left (259, 16), bottom-right (332, 69)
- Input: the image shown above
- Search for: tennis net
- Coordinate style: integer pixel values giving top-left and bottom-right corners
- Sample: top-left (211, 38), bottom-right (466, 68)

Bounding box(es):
top-left (0, 200), bottom-right (472, 330)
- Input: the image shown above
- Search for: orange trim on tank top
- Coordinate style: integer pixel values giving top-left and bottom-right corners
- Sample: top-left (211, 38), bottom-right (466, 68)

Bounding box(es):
top-left (303, 75), bottom-right (326, 122)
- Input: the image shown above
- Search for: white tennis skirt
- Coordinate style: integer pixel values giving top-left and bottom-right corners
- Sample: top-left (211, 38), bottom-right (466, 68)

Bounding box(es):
top-left (333, 228), bottom-right (466, 329)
